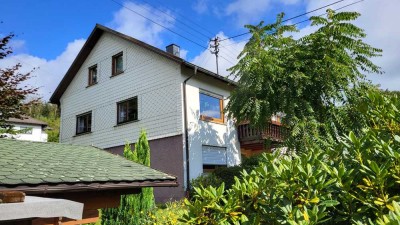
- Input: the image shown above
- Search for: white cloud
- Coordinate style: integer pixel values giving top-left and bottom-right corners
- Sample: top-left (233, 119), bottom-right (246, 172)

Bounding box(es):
top-left (9, 39), bottom-right (26, 54)
top-left (0, 1), bottom-right (178, 101)
top-left (108, 1), bottom-right (175, 47)
top-left (281, 0), bottom-right (301, 4)
top-left (0, 39), bottom-right (85, 101)
top-left (303, 0), bottom-right (400, 90)
top-left (193, 0), bottom-right (209, 14)
top-left (224, 0), bottom-right (300, 26)
top-left (180, 49), bottom-right (188, 60)
top-left (226, 0), bottom-right (272, 26)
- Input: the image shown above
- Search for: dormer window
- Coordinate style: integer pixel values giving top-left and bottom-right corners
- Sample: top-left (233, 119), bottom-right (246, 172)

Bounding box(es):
top-left (88, 65), bottom-right (97, 86)
top-left (112, 52), bottom-right (123, 76)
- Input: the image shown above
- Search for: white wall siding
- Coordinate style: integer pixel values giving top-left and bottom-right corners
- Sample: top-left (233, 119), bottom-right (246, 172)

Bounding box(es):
top-left (60, 33), bottom-right (183, 148)
top-left (182, 71), bottom-right (241, 182)
top-left (8, 124), bottom-right (48, 142)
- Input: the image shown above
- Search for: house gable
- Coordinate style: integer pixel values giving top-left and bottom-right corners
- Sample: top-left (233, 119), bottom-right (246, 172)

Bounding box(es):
top-left (58, 30), bottom-right (184, 148)
top-left (50, 24), bottom-right (183, 105)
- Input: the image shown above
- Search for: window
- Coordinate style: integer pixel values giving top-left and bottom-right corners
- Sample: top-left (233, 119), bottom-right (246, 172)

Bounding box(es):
top-left (76, 112), bottom-right (92, 135)
top-left (202, 145), bottom-right (227, 173)
top-left (19, 126), bottom-right (33, 134)
top-left (112, 52), bottom-right (123, 76)
top-left (117, 97), bottom-right (138, 124)
top-left (88, 65), bottom-right (97, 86)
top-left (199, 92), bottom-right (224, 123)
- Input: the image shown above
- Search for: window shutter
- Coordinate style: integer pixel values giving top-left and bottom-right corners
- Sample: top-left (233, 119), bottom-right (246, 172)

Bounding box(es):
top-left (202, 146), bottom-right (227, 165)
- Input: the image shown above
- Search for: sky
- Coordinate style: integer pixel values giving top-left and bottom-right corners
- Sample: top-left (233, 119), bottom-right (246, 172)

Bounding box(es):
top-left (0, 0), bottom-right (399, 100)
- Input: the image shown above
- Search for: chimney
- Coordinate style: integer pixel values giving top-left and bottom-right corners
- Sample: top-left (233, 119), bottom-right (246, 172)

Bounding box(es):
top-left (166, 44), bottom-right (180, 57)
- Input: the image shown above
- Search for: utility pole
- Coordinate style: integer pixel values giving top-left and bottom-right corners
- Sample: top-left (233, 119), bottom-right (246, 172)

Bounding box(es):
top-left (210, 37), bottom-right (220, 75)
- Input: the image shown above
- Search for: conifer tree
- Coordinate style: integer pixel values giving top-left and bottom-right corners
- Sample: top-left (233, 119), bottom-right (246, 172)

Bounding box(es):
top-left (101, 130), bottom-right (154, 225)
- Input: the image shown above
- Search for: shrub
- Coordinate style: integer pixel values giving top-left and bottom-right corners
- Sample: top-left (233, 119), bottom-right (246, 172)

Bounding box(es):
top-left (181, 90), bottom-right (400, 224)
top-left (213, 166), bottom-right (242, 189)
top-left (152, 200), bottom-right (188, 224)
top-left (190, 154), bottom-right (266, 193)
top-left (189, 173), bottom-right (222, 198)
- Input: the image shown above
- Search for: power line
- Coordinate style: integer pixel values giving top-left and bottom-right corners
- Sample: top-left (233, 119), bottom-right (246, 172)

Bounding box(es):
top-left (219, 55), bottom-right (236, 67)
top-left (136, 0), bottom-right (212, 40)
top-left (219, 0), bottom-right (364, 53)
top-left (294, 0), bottom-right (364, 25)
top-left (148, 0), bottom-right (216, 37)
top-left (219, 0), bottom-right (347, 42)
top-left (110, 0), bottom-right (208, 50)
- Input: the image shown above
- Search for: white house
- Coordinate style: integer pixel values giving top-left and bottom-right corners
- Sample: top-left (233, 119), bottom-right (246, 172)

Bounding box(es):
top-left (4, 117), bottom-right (48, 142)
top-left (50, 24), bottom-right (244, 202)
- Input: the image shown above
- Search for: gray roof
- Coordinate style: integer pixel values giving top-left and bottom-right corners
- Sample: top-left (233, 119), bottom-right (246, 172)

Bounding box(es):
top-left (0, 139), bottom-right (177, 194)
top-left (6, 116), bottom-right (47, 126)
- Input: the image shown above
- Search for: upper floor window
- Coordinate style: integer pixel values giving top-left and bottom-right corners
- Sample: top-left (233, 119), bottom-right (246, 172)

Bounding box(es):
top-left (112, 52), bottom-right (123, 76)
top-left (199, 92), bottom-right (224, 123)
top-left (88, 65), bottom-right (97, 86)
top-left (76, 112), bottom-right (92, 135)
top-left (117, 97), bottom-right (138, 124)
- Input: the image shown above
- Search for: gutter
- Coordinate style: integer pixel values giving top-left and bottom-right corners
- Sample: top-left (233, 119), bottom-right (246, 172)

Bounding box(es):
top-left (183, 65), bottom-right (198, 195)
top-left (0, 180), bottom-right (179, 195)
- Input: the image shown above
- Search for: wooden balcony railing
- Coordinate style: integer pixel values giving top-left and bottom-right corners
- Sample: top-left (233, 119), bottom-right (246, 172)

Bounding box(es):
top-left (238, 122), bottom-right (286, 151)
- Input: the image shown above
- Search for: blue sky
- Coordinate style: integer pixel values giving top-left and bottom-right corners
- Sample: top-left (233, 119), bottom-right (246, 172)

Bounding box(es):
top-left (1, 0), bottom-right (399, 99)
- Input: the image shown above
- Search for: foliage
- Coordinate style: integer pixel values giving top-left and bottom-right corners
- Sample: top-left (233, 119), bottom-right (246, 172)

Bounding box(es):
top-left (151, 200), bottom-right (188, 224)
top-left (374, 201), bottom-right (400, 225)
top-left (24, 101), bottom-right (60, 142)
top-left (181, 90), bottom-right (400, 224)
top-left (213, 166), bottom-right (242, 189)
top-left (227, 10), bottom-right (382, 151)
top-left (0, 34), bottom-right (39, 125)
top-left (101, 130), bottom-right (155, 225)
top-left (212, 155), bottom-right (267, 189)
top-left (189, 154), bottom-right (266, 195)
top-left (189, 173), bottom-right (222, 197)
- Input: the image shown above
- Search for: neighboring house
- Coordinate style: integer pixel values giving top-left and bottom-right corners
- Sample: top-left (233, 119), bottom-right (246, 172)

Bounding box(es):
top-left (0, 139), bottom-right (177, 225)
top-left (3, 116), bottom-right (48, 142)
top-left (50, 24), bottom-right (284, 201)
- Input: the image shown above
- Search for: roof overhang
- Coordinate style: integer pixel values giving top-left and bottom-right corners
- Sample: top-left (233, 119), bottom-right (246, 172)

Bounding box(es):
top-left (0, 180), bottom-right (178, 195)
top-left (183, 62), bottom-right (237, 86)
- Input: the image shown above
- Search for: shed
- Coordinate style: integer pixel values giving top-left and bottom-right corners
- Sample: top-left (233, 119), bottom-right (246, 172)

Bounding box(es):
top-left (0, 139), bottom-right (177, 224)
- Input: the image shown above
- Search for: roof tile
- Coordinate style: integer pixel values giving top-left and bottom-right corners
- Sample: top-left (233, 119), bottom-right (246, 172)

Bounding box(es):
top-left (0, 139), bottom-right (176, 188)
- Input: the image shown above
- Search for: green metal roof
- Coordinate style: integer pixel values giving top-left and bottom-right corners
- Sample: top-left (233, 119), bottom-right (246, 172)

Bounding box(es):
top-left (0, 139), bottom-right (177, 192)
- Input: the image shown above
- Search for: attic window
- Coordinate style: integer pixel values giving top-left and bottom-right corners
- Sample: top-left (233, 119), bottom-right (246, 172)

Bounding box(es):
top-left (112, 52), bottom-right (123, 76)
top-left (88, 65), bottom-right (97, 86)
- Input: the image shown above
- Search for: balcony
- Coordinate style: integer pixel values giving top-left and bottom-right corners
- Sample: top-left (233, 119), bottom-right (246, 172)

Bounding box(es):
top-left (238, 122), bottom-right (286, 153)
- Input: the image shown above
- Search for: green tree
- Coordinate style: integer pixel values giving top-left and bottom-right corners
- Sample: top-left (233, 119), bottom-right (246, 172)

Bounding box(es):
top-left (0, 34), bottom-right (38, 126)
top-left (24, 101), bottom-right (60, 142)
top-left (227, 10), bottom-right (383, 151)
top-left (101, 130), bottom-right (154, 225)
